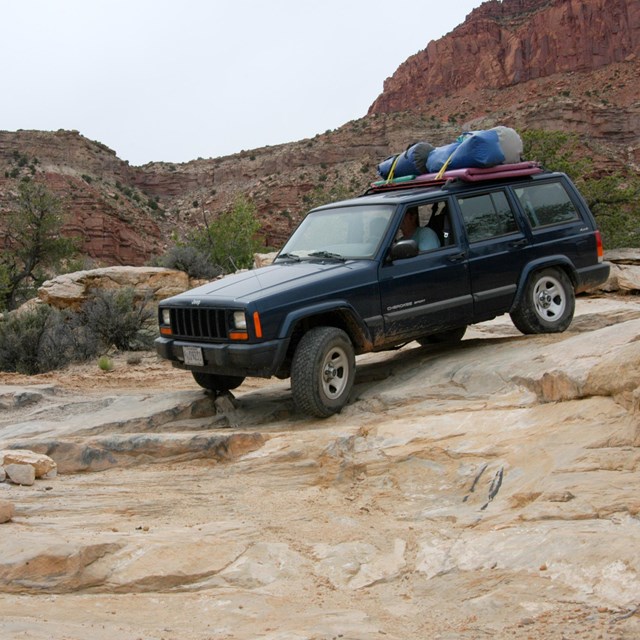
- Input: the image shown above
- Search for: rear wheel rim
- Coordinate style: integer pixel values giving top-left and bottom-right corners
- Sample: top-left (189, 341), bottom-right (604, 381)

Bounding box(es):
top-left (533, 275), bottom-right (566, 322)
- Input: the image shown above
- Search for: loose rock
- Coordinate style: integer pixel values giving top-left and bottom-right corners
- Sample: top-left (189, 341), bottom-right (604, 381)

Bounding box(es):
top-left (5, 464), bottom-right (36, 486)
top-left (0, 450), bottom-right (57, 478)
top-left (0, 500), bottom-right (14, 523)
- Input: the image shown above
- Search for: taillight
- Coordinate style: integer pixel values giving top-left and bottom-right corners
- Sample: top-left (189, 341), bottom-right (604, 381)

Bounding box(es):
top-left (595, 230), bottom-right (604, 262)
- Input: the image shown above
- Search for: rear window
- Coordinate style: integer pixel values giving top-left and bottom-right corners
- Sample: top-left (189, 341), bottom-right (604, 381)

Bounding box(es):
top-left (514, 182), bottom-right (580, 228)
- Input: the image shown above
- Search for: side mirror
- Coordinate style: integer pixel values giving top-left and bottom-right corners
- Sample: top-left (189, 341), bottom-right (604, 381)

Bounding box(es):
top-left (389, 239), bottom-right (419, 261)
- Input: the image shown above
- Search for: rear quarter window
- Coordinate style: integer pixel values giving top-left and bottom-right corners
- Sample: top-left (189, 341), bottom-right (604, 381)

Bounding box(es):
top-left (514, 182), bottom-right (580, 228)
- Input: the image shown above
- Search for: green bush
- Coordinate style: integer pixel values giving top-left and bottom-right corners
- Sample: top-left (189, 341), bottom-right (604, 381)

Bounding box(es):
top-left (522, 129), bottom-right (639, 248)
top-left (156, 195), bottom-right (264, 276)
top-left (191, 195), bottom-right (263, 272)
top-left (578, 174), bottom-right (640, 249)
top-left (98, 355), bottom-right (114, 372)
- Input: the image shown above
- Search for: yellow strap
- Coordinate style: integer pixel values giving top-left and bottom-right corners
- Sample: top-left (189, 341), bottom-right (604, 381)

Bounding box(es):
top-left (435, 149), bottom-right (457, 180)
top-left (386, 154), bottom-right (401, 183)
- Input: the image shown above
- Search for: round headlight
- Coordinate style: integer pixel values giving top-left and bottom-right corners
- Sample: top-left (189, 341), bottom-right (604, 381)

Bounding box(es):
top-left (162, 309), bottom-right (171, 325)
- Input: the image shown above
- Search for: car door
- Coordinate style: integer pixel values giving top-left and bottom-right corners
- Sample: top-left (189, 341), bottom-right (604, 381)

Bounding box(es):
top-left (453, 188), bottom-right (531, 321)
top-left (378, 198), bottom-right (473, 342)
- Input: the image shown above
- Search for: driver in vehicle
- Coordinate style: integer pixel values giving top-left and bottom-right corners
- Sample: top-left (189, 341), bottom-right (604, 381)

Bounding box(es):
top-left (398, 207), bottom-right (440, 251)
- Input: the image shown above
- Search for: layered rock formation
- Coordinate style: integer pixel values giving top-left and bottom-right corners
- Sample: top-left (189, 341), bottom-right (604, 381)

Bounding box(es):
top-left (0, 0), bottom-right (637, 267)
top-left (368, 0), bottom-right (639, 114)
top-left (0, 130), bottom-right (163, 265)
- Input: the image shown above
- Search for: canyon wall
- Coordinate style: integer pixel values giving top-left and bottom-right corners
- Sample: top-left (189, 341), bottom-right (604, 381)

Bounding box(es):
top-left (368, 0), bottom-right (639, 114)
top-left (1, 0), bottom-right (638, 266)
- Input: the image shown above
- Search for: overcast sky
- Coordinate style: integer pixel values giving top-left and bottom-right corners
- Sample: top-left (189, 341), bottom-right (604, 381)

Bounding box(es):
top-left (2, 0), bottom-right (484, 166)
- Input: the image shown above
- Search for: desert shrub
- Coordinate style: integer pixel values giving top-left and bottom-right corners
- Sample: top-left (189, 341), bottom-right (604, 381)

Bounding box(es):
top-left (0, 288), bottom-right (156, 374)
top-left (78, 287), bottom-right (155, 352)
top-left (0, 305), bottom-right (79, 374)
top-left (156, 245), bottom-right (222, 279)
top-left (301, 182), bottom-right (356, 211)
top-left (522, 129), bottom-right (639, 248)
top-left (578, 174), bottom-right (640, 249)
top-left (190, 195), bottom-right (263, 273)
top-left (522, 129), bottom-right (590, 177)
top-left (154, 196), bottom-right (264, 276)
top-left (97, 355), bottom-right (114, 372)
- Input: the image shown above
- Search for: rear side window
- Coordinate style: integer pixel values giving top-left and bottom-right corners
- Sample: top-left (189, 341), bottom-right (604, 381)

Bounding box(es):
top-left (456, 191), bottom-right (519, 243)
top-left (514, 182), bottom-right (580, 228)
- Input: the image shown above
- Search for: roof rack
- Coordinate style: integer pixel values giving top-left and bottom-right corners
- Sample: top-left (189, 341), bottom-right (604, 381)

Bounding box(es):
top-left (364, 161), bottom-right (543, 194)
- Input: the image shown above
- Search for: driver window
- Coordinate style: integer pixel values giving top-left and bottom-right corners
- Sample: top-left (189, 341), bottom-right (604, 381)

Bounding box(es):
top-left (397, 200), bottom-right (454, 250)
top-left (423, 201), bottom-right (455, 247)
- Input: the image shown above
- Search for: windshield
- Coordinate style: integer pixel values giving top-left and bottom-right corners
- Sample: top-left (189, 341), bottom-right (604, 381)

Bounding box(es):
top-left (277, 204), bottom-right (395, 260)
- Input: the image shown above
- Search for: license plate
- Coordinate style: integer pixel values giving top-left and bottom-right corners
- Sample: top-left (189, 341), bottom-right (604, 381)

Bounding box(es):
top-left (182, 346), bottom-right (204, 367)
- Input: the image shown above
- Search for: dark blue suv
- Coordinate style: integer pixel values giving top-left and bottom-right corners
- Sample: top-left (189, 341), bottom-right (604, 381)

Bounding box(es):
top-left (155, 164), bottom-right (609, 417)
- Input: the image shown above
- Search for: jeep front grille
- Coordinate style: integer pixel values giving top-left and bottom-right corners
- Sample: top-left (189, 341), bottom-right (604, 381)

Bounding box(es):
top-left (170, 307), bottom-right (228, 341)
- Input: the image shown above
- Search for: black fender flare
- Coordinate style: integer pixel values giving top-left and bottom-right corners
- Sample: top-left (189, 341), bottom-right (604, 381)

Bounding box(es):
top-left (510, 256), bottom-right (578, 312)
top-left (279, 301), bottom-right (373, 352)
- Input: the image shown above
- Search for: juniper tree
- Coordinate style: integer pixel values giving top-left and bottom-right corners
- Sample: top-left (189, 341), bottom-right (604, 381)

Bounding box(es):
top-left (0, 180), bottom-right (77, 310)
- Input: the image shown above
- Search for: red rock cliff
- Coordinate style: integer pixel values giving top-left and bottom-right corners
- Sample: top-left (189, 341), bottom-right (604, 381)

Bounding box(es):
top-left (368, 0), bottom-right (640, 114)
top-left (0, 130), bottom-right (163, 266)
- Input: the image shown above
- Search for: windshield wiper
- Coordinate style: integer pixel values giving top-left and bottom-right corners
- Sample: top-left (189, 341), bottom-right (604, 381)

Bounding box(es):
top-left (308, 250), bottom-right (345, 261)
top-left (276, 252), bottom-right (302, 262)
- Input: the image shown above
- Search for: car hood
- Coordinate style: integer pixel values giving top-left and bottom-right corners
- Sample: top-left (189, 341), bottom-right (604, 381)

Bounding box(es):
top-left (165, 260), bottom-right (372, 306)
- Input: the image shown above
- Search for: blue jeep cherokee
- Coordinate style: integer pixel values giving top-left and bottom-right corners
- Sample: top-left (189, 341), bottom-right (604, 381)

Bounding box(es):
top-left (155, 165), bottom-right (610, 417)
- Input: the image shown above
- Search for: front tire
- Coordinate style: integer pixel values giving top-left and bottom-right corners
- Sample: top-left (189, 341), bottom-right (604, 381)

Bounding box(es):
top-left (291, 327), bottom-right (355, 418)
top-left (192, 371), bottom-right (245, 392)
top-left (510, 268), bottom-right (575, 334)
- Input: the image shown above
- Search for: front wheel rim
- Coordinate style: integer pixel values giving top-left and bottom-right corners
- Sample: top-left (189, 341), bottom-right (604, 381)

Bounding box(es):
top-left (533, 275), bottom-right (566, 321)
top-left (321, 346), bottom-right (350, 399)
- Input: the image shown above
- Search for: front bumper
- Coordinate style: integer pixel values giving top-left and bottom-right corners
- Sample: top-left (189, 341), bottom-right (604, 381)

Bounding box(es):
top-left (154, 336), bottom-right (290, 378)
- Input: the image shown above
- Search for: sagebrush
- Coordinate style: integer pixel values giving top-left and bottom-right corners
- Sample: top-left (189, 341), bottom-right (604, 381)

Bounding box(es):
top-left (78, 288), bottom-right (155, 352)
top-left (0, 288), bottom-right (155, 374)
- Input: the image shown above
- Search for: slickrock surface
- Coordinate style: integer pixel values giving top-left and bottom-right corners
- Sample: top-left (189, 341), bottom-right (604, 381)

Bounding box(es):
top-left (0, 296), bottom-right (639, 639)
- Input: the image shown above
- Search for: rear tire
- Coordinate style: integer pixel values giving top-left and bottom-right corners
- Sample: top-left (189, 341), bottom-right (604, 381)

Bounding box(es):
top-left (510, 268), bottom-right (574, 334)
top-left (291, 327), bottom-right (355, 418)
top-left (192, 371), bottom-right (245, 392)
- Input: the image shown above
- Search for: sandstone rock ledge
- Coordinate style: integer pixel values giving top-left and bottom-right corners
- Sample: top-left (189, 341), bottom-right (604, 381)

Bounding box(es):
top-left (38, 266), bottom-right (190, 310)
top-left (600, 249), bottom-right (640, 294)
top-left (0, 296), bottom-right (638, 639)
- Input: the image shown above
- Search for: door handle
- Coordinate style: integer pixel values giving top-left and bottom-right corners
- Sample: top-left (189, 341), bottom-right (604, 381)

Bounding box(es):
top-left (509, 239), bottom-right (528, 248)
top-left (448, 252), bottom-right (467, 262)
